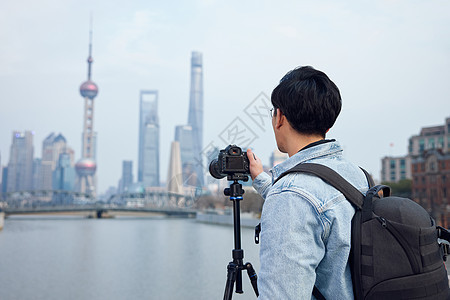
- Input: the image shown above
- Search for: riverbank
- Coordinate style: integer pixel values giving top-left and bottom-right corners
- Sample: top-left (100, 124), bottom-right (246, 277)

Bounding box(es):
top-left (0, 212), bottom-right (4, 230)
top-left (196, 210), bottom-right (260, 228)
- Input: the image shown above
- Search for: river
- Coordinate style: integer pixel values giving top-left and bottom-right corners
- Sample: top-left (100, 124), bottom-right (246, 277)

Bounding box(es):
top-left (0, 216), bottom-right (261, 300)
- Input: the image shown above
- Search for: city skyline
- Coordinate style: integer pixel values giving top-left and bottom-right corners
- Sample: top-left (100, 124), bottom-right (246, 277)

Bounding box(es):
top-left (1, 1), bottom-right (449, 194)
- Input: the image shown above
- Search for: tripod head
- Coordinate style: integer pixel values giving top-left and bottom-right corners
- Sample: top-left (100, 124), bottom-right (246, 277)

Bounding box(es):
top-left (224, 180), bottom-right (245, 198)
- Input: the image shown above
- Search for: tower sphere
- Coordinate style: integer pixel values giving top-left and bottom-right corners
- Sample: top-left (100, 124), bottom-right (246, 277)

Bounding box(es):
top-left (75, 158), bottom-right (97, 176)
top-left (80, 80), bottom-right (98, 99)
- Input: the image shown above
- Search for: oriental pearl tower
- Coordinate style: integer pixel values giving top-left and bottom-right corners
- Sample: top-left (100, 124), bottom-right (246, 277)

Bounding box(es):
top-left (75, 26), bottom-right (99, 198)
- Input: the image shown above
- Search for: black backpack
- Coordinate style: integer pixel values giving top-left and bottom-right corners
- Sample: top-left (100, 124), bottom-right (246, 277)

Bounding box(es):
top-left (272, 163), bottom-right (450, 300)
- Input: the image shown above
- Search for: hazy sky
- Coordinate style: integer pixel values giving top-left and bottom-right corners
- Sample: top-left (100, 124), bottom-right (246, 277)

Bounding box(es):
top-left (1, 0), bottom-right (449, 194)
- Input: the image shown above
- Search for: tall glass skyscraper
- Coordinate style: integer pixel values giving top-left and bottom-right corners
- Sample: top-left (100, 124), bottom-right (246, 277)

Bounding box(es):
top-left (119, 160), bottom-right (133, 193)
top-left (53, 153), bottom-right (76, 191)
top-left (40, 133), bottom-right (74, 191)
top-left (6, 131), bottom-right (34, 192)
top-left (175, 125), bottom-right (197, 186)
top-left (138, 90), bottom-right (160, 187)
top-left (187, 51), bottom-right (204, 186)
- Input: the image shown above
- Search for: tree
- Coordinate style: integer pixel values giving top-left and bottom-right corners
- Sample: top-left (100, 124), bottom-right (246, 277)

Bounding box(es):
top-left (381, 179), bottom-right (412, 199)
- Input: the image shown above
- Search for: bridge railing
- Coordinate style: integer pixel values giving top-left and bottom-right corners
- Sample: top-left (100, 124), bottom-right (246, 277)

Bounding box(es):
top-left (1, 189), bottom-right (197, 210)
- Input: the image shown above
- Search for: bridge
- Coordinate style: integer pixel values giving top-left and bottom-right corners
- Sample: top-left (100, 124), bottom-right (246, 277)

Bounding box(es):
top-left (1, 189), bottom-right (199, 219)
top-left (3, 205), bottom-right (197, 218)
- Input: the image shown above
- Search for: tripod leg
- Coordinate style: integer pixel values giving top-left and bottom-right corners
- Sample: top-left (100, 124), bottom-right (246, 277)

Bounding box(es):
top-left (245, 262), bottom-right (259, 297)
top-left (223, 262), bottom-right (238, 300)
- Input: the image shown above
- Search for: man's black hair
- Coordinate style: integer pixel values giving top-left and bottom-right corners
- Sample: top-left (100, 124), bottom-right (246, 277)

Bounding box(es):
top-left (271, 66), bottom-right (342, 137)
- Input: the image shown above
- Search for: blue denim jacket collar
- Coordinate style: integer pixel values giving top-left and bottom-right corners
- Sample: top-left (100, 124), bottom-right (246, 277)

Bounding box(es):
top-left (270, 140), bottom-right (343, 182)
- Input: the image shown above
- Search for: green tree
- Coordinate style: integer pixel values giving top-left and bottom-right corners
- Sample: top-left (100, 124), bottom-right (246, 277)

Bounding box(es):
top-left (381, 179), bottom-right (412, 199)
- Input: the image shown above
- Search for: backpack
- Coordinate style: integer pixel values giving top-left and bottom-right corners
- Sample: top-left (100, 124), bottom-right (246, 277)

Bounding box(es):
top-left (270, 162), bottom-right (450, 300)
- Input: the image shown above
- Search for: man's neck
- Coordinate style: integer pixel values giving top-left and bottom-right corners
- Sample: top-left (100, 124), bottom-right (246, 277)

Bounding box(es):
top-left (286, 133), bottom-right (324, 157)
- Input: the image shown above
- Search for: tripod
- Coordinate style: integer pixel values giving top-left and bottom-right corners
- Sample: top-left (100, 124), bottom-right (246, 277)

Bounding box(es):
top-left (223, 179), bottom-right (259, 300)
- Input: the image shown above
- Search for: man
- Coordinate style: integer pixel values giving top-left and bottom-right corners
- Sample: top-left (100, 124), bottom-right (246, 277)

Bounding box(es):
top-left (246, 66), bottom-right (370, 299)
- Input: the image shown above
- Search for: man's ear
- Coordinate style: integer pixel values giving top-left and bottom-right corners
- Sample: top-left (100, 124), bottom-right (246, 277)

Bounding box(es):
top-left (275, 109), bottom-right (284, 130)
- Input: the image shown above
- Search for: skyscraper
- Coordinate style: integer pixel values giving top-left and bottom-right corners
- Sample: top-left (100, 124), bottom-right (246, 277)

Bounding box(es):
top-left (175, 125), bottom-right (197, 185)
top-left (187, 51), bottom-right (204, 186)
top-left (167, 141), bottom-right (183, 195)
top-left (32, 158), bottom-right (42, 191)
top-left (52, 153), bottom-right (76, 204)
top-left (118, 160), bottom-right (133, 193)
top-left (0, 152), bottom-right (2, 189)
top-left (6, 131), bottom-right (34, 192)
top-left (75, 25), bottom-right (99, 197)
top-left (40, 133), bottom-right (74, 190)
top-left (53, 153), bottom-right (76, 191)
top-left (138, 90), bottom-right (160, 187)
top-left (1, 167), bottom-right (7, 196)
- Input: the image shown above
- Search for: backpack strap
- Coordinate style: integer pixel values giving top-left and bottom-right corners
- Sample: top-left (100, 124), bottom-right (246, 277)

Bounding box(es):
top-left (313, 286), bottom-right (326, 300)
top-left (360, 167), bottom-right (375, 188)
top-left (273, 163), bottom-right (365, 209)
top-left (438, 226), bottom-right (450, 242)
top-left (273, 163), bottom-right (373, 300)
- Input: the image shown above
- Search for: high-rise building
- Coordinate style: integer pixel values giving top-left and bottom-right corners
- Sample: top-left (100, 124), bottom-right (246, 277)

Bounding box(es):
top-left (175, 125), bottom-right (197, 185)
top-left (75, 25), bottom-right (99, 197)
top-left (52, 153), bottom-right (76, 204)
top-left (138, 90), bottom-right (160, 187)
top-left (32, 158), bottom-right (42, 191)
top-left (411, 149), bottom-right (450, 227)
top-left (408, 117), bottom-right (450, 156)
top-left (53, 153), bottom-right (76, 191)
top-left (40, 133), bottom-right (74, 190)
top-left (377, 116), bottom-right (450, 225)
top-left (167, 141), bottom-right (183, 194)
top-left (381, 117), bottom-right (450, 183)
top-left (187, 51), bottom-right (204, 186)
top-left (0, 152), bottom-right (3, 200)
top-left (0, 152), bottom-right (2, 192)
top-left (6, 131), bottom-right (34, 192)
top-left (1, 167), bottom-right (7, 196)
top-left (380, 156), bottom-right (412, 183)
top-left (118, 160), bottom-right (133, 193)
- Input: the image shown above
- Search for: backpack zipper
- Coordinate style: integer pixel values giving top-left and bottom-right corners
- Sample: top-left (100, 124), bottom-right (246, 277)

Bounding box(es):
top-left (377, 216), bottom-right (421, 274)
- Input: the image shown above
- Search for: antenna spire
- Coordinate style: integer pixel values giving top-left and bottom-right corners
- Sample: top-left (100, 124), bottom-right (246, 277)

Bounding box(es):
top-left (87, 13), bottom-right (93, 80)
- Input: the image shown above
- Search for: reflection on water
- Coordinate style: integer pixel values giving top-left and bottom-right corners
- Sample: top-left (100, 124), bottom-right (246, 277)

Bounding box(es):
top-left (0, 216), bottom-right (260, 300)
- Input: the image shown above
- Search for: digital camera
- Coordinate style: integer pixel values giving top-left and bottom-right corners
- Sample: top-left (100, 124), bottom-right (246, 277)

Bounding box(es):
top-left (209, 145), bottom-right (250, 181)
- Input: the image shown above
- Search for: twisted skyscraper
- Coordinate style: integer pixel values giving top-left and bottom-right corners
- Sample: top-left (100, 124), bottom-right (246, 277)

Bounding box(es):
top-left (75, 26), bottom-right (99, 197)
top-left (187, 51), bottom-right (204, 186)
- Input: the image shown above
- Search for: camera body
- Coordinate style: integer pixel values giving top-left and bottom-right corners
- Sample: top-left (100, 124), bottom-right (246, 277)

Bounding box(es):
top-left (209, 145), bottom-right (250, 181)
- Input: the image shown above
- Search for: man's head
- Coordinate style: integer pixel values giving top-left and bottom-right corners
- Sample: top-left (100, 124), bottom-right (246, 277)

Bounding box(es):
top-left (271, 66), bottom-right (342, 138)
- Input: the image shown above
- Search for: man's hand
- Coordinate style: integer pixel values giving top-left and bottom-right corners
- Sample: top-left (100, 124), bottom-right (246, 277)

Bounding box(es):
top-left (246, 148), bottom-right (264, 181)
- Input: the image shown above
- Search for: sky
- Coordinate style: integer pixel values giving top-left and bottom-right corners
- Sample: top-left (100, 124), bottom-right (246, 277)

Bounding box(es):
top-left (1, 0), bottom-right (449, 194)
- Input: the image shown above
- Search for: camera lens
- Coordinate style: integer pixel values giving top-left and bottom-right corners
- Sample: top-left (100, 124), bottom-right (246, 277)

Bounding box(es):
top-left (209, 159), bottom-right (225, 179)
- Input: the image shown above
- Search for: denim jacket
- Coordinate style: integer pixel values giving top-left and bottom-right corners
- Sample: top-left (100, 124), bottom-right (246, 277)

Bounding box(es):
top-left (253, 140), bottom-right (369, 299)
